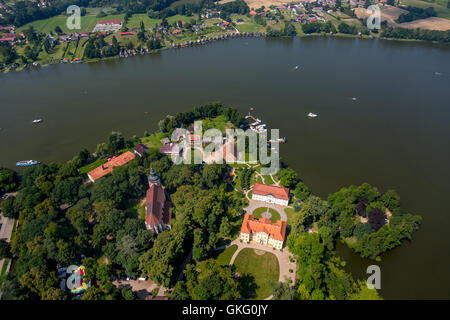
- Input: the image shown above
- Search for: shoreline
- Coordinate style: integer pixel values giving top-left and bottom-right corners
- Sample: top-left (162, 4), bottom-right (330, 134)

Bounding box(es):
top-left (1, 32), bottom-right (448, 75)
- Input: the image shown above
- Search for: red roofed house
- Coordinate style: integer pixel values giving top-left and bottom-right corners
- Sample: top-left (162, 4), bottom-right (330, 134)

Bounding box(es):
top-left (145, 168), bottom-right (172, 233)
top-left (240, 213), bottom-right (286, 250)
top-left (87, 151), bottom-right (135, 182)
top-left (252, 183), bottom-right (290, 206)
top-left (189, 134), bottom-right (201, 146)
top-left (93, 20), bottom-right (123, 33)
top-left (159, 143), bottom-right (182, 156)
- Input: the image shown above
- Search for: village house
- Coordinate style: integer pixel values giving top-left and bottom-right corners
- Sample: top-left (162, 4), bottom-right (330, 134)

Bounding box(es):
top-left (159, 144), bottom-right (182, 156)
top-left (160, 137), bottom-right (170, 145)
top-left (87, 151), bottom-right (135, 182)
top-left (145, 168), bottom-right (172, 233)
top-left (93, 19), bottom-right (123, 33)
top-left (240, 213), bottom-right (286, 250)
top-left (134, 144), bottom-right (149, 157)
top-left (0, 32), bottom-right (15, 44)
top-left (251, 183), bottom-right (290, 206)
top-left (189, 134), bottom-right (202, 146)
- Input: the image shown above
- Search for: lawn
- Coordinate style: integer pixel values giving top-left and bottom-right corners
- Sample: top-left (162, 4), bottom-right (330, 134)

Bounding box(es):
top-left (231, 14), bottom-right (267, 33)
top-left (233, 248), bottom-right (279, 299)
top-left (79, 158), bottom-right (107, 174)
top-left (126, 14), bottom-right (161, 29)
top-left (252, 207), bottom-right (281, 223)
top-left (202, 115), bottom-right (234, 134)
top-left (285, 207), bottom-right (302, 225)
top-left (140, 132), bottom-right (169, 151)
top-left (214, 244), bottom-right (238, 266)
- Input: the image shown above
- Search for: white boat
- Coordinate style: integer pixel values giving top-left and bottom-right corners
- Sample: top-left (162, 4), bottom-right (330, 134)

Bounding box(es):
top-left (32, 119), bottom-right (43, 124)
top-left (308, 112), bottom-right (318, 118)
top-left (352, 97), bottom-right (357, 101)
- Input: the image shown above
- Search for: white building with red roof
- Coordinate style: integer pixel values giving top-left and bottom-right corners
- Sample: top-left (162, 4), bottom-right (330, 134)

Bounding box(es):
top-left (240, 213), bottom-right (286, 250)
top-left (92, 20), bottom-right (123, 33)
top-left (251, 183), bottom-right (290, 206)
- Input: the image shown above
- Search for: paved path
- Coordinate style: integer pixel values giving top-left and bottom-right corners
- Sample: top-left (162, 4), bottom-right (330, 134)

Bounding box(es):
top-left (244, 199), bottom-right (288, 222)
top-left (112, 279), bottom-right (168, 300)
top-left (228, 239), bottom-right (296, 286)
top-left (0, 194), bottom-right (16, 277)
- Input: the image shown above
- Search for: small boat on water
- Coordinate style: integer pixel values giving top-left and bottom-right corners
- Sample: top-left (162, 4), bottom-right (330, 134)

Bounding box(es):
top-left (352, 97), bottom-right (357, 101)
top-left (16, 160), bottom-right (40, 166)
top-left (32, 119), bottom-right (43, 124)
top-left (308, 112), bottom-right (318, 118)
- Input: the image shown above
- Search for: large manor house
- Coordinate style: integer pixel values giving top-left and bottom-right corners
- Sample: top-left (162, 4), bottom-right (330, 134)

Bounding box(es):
top-left (240, 183), bottom-right (290, 250)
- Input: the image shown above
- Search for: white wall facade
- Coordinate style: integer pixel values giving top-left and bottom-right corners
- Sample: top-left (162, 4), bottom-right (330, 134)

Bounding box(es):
top-left (252, 193), bottom-right (289, 206)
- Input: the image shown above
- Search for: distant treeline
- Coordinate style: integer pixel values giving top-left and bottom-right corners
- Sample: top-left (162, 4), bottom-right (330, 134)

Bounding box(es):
top-left (396, 6), bottom-right (437, 23)
top-left (382, 26), bottom-right (450, 43)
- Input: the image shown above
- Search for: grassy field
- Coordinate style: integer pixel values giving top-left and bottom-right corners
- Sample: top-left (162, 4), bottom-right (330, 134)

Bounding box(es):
top-left (399, 0), bottom-right (450, 19)
top-left (285, 207), bottom-right (301, 225)
top-left (233, 248), bottom-right (279, 299)
top-left (17, 14), bottom-right (126, 34)
top-left (202, 115), bottom-right (234, 134)
top-left (231, 14), bottom-right (268, 33)
top-left (126, 14), bottom-right (161, 29)
top-left (213, 244), bottom-right (238, 266)
top-left (79, 157), bottom-right (107, 174)
top-left (141, 132), bottom-right (169, 151)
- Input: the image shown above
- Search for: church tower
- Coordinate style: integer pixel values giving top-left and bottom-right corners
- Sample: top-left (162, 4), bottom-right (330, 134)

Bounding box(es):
top-left (148, 167), bottom-right (161, 187)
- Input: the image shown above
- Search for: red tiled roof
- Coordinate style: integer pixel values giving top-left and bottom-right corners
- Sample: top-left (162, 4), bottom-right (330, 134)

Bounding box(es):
top-left (88, 151), bottom-right (135, 181)
top-left (252, 183), bottom-right (289, 200)
top-left (120, 32), bottom-right (133, 36)
top-left (189, 134), bottom-right (201, 142)
top-left (145, 184), bottom-right (171, 228)
top-left (240, 213), bottom-right (286, 241)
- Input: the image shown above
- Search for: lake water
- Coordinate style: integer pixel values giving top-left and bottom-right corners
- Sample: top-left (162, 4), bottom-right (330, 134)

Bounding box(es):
top-left (1, 36), bottom-right (449, 299)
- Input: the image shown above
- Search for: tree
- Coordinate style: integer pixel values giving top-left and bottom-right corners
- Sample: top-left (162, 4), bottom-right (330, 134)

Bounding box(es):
top-left (121, 287), bottom-right (136, 300)
top-left (367, 208), bottom-right (386, 231)
top-left (41, 287), bottom-right (67, 300)
top-left (381, 189), bottom-right (400, 211)
top-left (50, 178), bottom-right (81, 205)
top-left (108, 131), bottom-right (126, 154)
top-left (219, 216), bottom-right (232, 238)
top-left (353, 222), bottom-right (373, 239)
top-left (270, 280), bottom-right (295, 300)
top-left (294, 181), bottom-right (311, 201)
top-left (0, 238), bottom-right (11, 258)
top-left (1, 196), bottom-right (18, 218)
top-left (0, 167), bottom-right (18, 193)
top-left (279, 168), bottom-right (298, 188)
top-left (19, 266), bottom-right (58, 298)
top-left (186, 259), bottom-right (241, 300)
